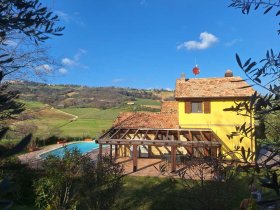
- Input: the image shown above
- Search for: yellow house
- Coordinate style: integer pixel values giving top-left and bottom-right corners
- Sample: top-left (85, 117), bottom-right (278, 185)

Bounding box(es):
top-left (175, 70), bottom-right (255, 158)
top-left (97, 70), bottom-right (255, 172)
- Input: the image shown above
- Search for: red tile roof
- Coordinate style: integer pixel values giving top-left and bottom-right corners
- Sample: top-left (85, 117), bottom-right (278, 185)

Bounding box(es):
top-left (161, 101), bottom-right (178, 114)
top-left (113, 112), bottom-right (179, 129)
top-left (175, 76), bottom-right (255, 98)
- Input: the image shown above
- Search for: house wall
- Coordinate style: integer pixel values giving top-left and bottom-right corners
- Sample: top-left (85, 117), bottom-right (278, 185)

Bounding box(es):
top-left (178, 99), bottom-right (255, 159)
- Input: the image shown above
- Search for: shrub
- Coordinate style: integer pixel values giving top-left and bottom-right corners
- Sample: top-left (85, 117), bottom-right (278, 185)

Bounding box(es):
top-left (34, 149), bottom-right (123, 210)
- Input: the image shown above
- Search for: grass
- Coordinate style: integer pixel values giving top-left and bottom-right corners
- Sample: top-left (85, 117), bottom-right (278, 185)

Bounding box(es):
top-left (59, 107), bottom-right (123, 137)
top-left (134, 98), bottom-right (161, 106)
top-left (18, 100), bottom-right (46, 109)
top-left (12, 175), bottom-right (249, 210)
top-left (8, 98), bottom-right (161, 141)
top-left (113, 176), bottom-right (187, 210)
top-left (113, 176), bottom-right (249, 210)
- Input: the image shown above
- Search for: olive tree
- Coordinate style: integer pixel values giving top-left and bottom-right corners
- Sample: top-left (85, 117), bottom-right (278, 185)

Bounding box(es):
top-left (225, 0), bottom-right (280, 208)
top-left (0, 0), bottom-right (64, 208)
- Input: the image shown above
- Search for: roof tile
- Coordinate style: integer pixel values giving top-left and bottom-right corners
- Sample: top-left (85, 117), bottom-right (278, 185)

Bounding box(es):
top-left (113, 112), bottom-right (179, 129)
top-left (175, 76), bottom-right (255, 98)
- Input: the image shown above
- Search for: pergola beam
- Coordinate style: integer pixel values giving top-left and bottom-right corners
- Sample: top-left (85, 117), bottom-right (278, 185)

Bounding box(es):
top-left (120, 129), bottom-right (131, 139)
top-left (132, 129), bottom-right (140, 139)
top-left (110, 128), bottom-right (122, 139)
top-left (98, 139), bottom-right (221, 147)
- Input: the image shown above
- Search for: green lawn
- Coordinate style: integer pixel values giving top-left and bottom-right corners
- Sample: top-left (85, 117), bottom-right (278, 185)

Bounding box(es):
top-left (134, 98), bottom-right (161, 106)
top-left (113, 176), bottom-right (249, 210)
top-left (12, 175), bottom-right (249, 210)
top-left (18, 100), bottom-right (46, 109)
top-left (59, 107), bottom-right (123, 138)
top-left (15, 99), bottom-right (161, 140)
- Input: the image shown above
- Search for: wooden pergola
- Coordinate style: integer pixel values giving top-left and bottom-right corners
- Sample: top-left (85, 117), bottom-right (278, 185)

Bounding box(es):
top-left (96, 128), bottom-right (222, 172)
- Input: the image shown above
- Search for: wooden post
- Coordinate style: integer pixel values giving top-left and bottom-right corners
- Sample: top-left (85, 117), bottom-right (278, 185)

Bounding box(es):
top-left (217, 146), bottom-right (222, 156)
top-left (148, 146), bottom-right (151, 158)
top-left (124, 145), bottom-right (127, 157)
top-left (133, 145), bottom-right (138, 172)
top-left (114, 145), bottom-right (118, 159)
top-left (211, 146), bottom-right (217, 157)
top-left (171, 146), bottom-right (177, 172)
top-left (109, 144), bottom-right (113, 159)
top-left (99, 144), bottom-right (103, 158)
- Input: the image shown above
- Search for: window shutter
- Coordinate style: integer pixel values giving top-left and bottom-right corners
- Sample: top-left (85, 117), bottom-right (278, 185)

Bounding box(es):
top-left (185, 101), bottom-right (191, 113)
top-left (204, 101), bottom-right (211, 113)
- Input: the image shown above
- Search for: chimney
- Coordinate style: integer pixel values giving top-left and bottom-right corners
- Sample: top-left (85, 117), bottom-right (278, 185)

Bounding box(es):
top-left (181, 73), bottom-right (186, 81)
top-left (225, 69), bottom-right (233, 77)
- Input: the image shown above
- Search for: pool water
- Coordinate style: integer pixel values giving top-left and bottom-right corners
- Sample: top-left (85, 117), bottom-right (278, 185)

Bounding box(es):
top-left (40, 142), bottom-right (99, 159)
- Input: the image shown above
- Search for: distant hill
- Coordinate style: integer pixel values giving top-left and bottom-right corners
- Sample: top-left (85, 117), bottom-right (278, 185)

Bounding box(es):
top-left (8, 80), bottom-right (174, 109)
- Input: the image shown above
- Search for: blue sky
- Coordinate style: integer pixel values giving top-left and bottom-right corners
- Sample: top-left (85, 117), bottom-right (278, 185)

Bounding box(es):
top-left (41, 0), bottom-right (278, 90)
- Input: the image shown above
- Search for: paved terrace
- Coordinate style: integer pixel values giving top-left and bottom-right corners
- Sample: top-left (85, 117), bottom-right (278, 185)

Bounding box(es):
top-left (18, 144), bottom-right (213, 179)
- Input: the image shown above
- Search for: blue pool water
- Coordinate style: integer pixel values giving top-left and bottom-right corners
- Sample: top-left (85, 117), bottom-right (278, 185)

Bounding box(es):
top-left (40, 142), bottom-right (99, 159)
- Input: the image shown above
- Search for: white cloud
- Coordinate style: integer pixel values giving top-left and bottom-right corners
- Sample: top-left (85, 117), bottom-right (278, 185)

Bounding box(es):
top-left (225, 38), bottom-right (242, 47)
top-left (55, 10), bottom-right (70, 22)
top-left (58, 68), bottom-right (68, 74)
top-left (61, 49), bottom-right (88, 69)
top-left (62, 58), bottom-right (75, 66)
top-left (177, 32), bottom-right (218, 50)
top-left (112, 78), bottom-right (125, 83)
top-left (55, 10), bottom-right (85, 27)
top-left (35, 64), bottom-right (53, 73)
top-left (74, 49), bottom-right (87, 61)
top-left (3, 40), bottom-right (18, 47)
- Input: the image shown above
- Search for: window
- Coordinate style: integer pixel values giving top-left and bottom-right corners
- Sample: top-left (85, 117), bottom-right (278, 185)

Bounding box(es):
top-left (185, 101), bottom-right (211, 113)
top-left (191, 102), bottom-right (202, 113)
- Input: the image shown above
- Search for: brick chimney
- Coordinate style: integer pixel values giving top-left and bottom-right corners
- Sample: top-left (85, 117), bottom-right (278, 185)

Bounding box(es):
top-left (225, 69), bottom-right (233, 77)
top-left (181, 73), bottom-right (186, 81)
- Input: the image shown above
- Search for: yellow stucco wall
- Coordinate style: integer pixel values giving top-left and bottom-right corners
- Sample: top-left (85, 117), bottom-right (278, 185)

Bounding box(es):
top-left (178, 99), bottom-right (255, 159)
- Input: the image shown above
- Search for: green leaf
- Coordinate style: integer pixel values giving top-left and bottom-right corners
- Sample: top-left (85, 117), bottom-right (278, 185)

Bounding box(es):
top-left (236, 54), bottom-right (243, 68)
top-left (264, 6), bottom-right (273, 14)
top-left (244, 61), bottom-right (256, 73)
top-left (243, 58), bottom-right (251, 67)
top-left (241, 147), bottom-right (247, 162)
top-left (255, 78), bottom-right (261, 83)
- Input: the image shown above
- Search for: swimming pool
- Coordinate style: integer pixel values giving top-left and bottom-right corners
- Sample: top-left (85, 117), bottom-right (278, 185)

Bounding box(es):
top-left (40, 142), bottom-right (99, 159)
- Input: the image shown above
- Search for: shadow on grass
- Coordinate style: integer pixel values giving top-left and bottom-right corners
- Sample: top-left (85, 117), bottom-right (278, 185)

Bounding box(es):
top-left (113, 176), bottom-right (249, 210)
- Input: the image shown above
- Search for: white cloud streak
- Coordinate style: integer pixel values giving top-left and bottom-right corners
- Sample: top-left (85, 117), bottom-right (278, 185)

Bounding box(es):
top-left (225, 38), bottom-right (242, 47)
top-left (58, 68), bottom-right (68, 74)
top-left (35, 64), bottom-right (53, 73)
top-left (112, 78), bottom-right (125, 83)
top-left (55, 10), bottom-right (86, 27)
top-left (177, 32), bottom-right (218, 50)
top-left (3, 40), bottom-right (18, 47)
top-left (61, 58), bottom-right (75, 66)
top-left (55, 10), bottom-right (70, 22)
top-left (61, 48), bottom-right (88, 73)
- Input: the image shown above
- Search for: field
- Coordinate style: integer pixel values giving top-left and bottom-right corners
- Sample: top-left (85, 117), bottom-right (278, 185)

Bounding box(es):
top-left (12, 98), bottom-right (162, 140)
top-left (59, 107), bottom-right (122, 138)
